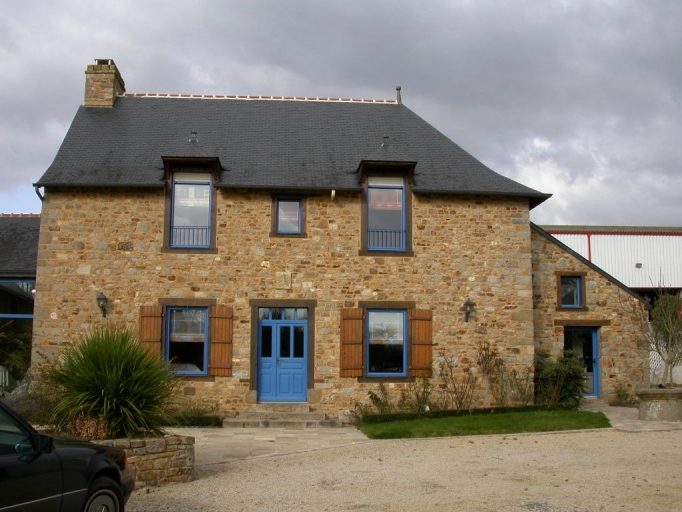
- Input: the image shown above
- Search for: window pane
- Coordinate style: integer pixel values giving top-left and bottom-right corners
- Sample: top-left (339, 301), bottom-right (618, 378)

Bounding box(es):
top-left (283, 308), bottom-right (296, 320)
top-left (280, 326), bottom-right (291, 357)
top-left (171, 173), bottom-right (211, 247)
top-left (561, 277), bottom-right (580, 306)
top-left (294, 326), bottom-right (305, 358)
top-left (367, 311), bottom-right (405, 374)
top-left (168, 308), bottom-right (207, 373)
top-left (367, 180), bottom-right (405, 250)
top-left (296, 308), bottom-right (308, 320)
top-left (169, 309), bottom-right (206, 341)
top-left (0, 318), bottom-right (32, 385)
top-left (261, 326), bottom-right (273, 358)
top-left (271, 308), bottom-right (282, 320)
top-left (277, 200), bottom-right (301, 233)
top-left (0, 281), bottom-right (35, 315)
top-left (259, 308), bottom-right (270, 320)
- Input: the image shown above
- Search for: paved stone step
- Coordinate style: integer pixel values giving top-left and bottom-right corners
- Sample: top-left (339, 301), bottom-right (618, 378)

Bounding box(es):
top-left (222, 418), bottom-right (342, 429)
top-left (239, 410), bottom-right (327, 421)
top-left (255, 403), bottom-right (310, 413)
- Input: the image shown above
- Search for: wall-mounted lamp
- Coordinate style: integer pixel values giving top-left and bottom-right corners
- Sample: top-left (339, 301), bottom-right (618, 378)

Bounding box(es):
top-left (97, 293), bottom-right (107, 318)
top-left (464, 299), bottom-right (475, 322)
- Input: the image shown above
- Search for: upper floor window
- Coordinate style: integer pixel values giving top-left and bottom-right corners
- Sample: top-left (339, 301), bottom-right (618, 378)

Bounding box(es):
top-left (272, 197), bottom-right (306, 237)
top-left (367, 177), bottom-right (405, 251)
top-left (170, 172), bottom-right (212, 248)
top-left (557, 273), bottom-right (587, 309)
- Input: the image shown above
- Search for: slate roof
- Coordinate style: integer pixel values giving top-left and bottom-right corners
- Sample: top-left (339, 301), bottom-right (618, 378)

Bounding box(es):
top-left (0, 215), bottom-right (40, 278)
top-left (36, 96), bottom-right (550, 207)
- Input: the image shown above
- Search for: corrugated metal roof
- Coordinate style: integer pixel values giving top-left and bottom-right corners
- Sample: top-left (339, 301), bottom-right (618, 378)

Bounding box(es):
top-left (544, 228), bottom-right (682, 288)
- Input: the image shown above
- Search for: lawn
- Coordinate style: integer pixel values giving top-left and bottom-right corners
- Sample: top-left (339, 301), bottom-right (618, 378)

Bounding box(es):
top-left (359, 410), bottom-right (610, 439)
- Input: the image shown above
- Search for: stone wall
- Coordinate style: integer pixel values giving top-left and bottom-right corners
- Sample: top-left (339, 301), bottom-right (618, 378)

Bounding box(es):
top-left (32, 186), bottom-right (537, 415)
top-left (99, 435), bottom-right (194, 487)
top-left (531, 228), bottom-right (649, 401)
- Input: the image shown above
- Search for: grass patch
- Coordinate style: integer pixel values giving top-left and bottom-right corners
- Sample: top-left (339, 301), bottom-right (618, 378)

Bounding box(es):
top-left (359, 410), bottom-right (610, 439)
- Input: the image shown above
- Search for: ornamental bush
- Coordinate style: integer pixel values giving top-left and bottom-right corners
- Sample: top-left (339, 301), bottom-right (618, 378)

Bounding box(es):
top-left (47, 326), bottom-right (179, 438)
top-left (534, 349), bottom-right (586, 409)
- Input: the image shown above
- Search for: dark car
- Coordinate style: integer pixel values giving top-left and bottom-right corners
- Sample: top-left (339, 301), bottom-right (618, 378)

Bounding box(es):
top-left (0, 400), bottom-right (135, 511)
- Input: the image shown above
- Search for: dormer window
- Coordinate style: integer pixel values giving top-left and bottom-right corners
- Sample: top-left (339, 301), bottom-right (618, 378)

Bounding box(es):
top-left (171, 172), bottom-right (212, 248)
top-left (361, 174), bottom-right (412, 255)
top-left (163, 159), bottom-right (218, 253)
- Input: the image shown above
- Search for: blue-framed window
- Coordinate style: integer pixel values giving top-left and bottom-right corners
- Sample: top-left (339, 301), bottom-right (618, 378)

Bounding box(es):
top-left (276, 199), bottom-right (302, 235)
top-left (367, 177), bottom-right (406, 251)
top-left (170, 172), bottom-right (212, 248)
top-left (366, 309), bottom-right (407, 377)
top-left (166, 307), bottom-right (209, 376)
top-left (0, 280), bottom-right (35, 319)
top-left (560, 275), bottom-right (584, 308)
top-left (0, 280), bottom-right (35, 386)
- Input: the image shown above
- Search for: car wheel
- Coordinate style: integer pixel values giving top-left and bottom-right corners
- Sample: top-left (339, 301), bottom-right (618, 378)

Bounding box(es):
top-left (83, 476), bottom-right (123, 512)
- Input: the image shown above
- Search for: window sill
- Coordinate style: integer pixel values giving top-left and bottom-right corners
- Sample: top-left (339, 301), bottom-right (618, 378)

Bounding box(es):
top-left (269, 231), bottom-right (308, 238)
top-left (358, 376), bottom-right (411, 383)
top-left (180, 375), bottom-right (216, 382)
top-left (556, 306), bottom-right (589, 312)
top-left (359, 249), bottom-right (414, 257)
top-left (162, 247), bottom-right (218, 254)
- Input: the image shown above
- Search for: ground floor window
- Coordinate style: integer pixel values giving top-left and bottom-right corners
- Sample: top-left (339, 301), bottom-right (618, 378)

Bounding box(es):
top-left (367, 310), bottom-right (407, 377)
top-left (340, 306), bottom-right (432, 379)
top-left (166, 307), bottom-right (209, 375)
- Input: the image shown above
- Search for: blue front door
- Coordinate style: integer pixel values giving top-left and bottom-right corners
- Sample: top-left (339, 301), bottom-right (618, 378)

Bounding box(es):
top-left (258, 308), bottom-right (308, 402)
top-left (564, 327), bottom-right (600, 397)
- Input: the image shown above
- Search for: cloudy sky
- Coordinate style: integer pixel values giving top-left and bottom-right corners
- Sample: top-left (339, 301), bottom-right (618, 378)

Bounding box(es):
top-left (1, 0), bottom-right (680, 226)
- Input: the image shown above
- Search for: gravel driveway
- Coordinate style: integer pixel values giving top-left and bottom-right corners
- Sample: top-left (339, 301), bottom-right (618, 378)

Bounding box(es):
top-left (127, 429), bottom-right (682, 511)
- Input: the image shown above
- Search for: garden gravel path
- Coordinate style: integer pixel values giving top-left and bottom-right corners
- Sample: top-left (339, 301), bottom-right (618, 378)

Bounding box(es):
top-left (127, 428), bottom-right (682, 511)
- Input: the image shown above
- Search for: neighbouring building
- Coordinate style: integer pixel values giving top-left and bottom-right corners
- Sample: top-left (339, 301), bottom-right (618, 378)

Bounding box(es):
top-left (543, 225), bottom-right (682, 384)
top-left (0, 214), bottom-right (40, 387)
top-left (29, 60), bottom-right (648, 418)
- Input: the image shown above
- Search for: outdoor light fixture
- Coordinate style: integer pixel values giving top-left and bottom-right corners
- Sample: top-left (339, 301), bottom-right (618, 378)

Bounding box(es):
top-left (97, 293), bottom-right (107, 317)
top-left (464, 299), bottom-right (475, 322)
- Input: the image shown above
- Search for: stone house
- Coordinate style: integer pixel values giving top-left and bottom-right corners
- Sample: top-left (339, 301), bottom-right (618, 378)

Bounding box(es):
top-left (30, 60), bottom-right (647, 418)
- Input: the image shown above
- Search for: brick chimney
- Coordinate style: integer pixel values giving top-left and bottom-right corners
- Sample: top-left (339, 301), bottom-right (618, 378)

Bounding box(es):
top-left (84, 59), bottom-right (125, 106)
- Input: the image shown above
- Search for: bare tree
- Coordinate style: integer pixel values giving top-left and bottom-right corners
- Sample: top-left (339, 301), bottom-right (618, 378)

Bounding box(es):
top-left (647, 294), bottom-right (682, 385)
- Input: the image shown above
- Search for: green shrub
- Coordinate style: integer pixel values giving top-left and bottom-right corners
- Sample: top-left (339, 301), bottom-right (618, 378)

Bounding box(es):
top-left (46, 326), bottom-right (179, 438)
top-left (534, 349), bottom-right (586, 409)
top-left (164, 399), bottom-right (223, 427)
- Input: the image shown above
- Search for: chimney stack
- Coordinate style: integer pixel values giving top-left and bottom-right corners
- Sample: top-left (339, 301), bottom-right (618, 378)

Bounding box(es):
top-left (84, 59), bottom-right (125, 106)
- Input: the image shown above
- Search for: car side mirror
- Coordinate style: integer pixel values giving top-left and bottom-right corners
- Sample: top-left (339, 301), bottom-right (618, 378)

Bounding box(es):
top-left (38, 434), bottom-right (54, 454)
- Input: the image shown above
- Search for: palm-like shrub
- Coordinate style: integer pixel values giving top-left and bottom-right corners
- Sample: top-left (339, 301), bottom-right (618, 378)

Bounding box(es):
top-left (47, 326), bottom-right (179, 438)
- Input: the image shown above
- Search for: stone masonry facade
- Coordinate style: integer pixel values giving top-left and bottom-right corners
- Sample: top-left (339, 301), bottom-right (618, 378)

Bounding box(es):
top-left (32, 187), bottom-right (537, 417)
top-left (531, 229), bottom-right (649, 402)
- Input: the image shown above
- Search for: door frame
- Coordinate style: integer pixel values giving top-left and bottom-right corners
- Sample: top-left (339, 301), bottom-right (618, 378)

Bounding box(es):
top-left (249, 299), bottom-right (317, 399)
top-left (564, 326), bottom-right (600, 398)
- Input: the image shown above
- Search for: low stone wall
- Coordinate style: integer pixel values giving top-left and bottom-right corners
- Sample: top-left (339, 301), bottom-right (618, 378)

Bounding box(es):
top-left (99, 435), bottom-right (195, 487)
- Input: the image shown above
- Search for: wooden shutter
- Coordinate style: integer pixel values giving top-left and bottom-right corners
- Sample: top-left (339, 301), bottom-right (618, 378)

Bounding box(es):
top-left (340, 308), bottom-right (364, 377)
top-left (409, 308), bottom-right (433, 377)
top-left (209, 305), bottom-right (233, 377)
top-left (140, 305), bottom-right (163, 357)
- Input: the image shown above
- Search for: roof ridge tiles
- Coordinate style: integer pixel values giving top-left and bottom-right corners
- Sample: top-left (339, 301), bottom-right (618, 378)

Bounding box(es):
top-left (119, 93), bottom-right (397, 103)
top-left (0, 213), bottom-right (40, 218)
